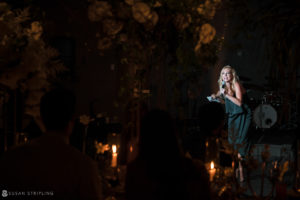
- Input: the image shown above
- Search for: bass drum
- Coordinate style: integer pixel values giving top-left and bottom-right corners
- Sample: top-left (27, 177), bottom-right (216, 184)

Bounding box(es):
top-left (253, 104), bottom-right (277, 129)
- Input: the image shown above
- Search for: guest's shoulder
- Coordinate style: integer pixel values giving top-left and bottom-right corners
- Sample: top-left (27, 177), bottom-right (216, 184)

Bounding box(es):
top-left (0, 143), bottom-right (33, 159)
top-left (182, 157), bottom-right (208, 177)
top-left (126, 158), bottom-right (146, 173)
top-left (65, 145), bottom-right (96, 165)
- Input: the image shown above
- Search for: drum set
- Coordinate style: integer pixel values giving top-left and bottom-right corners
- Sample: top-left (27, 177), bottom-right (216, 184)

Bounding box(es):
top-left (252, 91), bottom-right (282, 129)
top-left (241, 75), bottom-right (298, 130)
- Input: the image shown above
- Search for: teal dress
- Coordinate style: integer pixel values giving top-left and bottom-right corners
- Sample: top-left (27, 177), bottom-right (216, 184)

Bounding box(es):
top-left (225, 94), bottom-right (252, 157)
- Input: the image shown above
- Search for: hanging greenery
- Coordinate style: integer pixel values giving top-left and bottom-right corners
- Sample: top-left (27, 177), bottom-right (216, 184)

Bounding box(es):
top-left (0, 2), bottom-right (67, 117)
top-left (87, 0), bottom-right (224, 112)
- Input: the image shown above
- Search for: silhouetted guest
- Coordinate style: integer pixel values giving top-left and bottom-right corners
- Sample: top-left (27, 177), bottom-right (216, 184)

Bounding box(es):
top-left (0, 88), bottom-right (103, 200)
top-left (198, 102), bottom-right (225, 137)
top-left (183, 102), bottom-right (225, 161)
top-left (23, 117), bottom-right (43, 140)
top-left (126, 109), bottom-right (211, 200)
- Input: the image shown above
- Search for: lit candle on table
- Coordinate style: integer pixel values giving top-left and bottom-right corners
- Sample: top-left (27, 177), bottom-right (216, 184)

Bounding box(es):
top-left (209, 161), bottom-right (216, 182)
top-left (111, 144), bottom-right (118, 168)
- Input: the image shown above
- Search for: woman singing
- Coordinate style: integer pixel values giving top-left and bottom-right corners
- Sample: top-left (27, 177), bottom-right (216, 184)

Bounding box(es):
top-left (211, 65), bottom-right (252, 159)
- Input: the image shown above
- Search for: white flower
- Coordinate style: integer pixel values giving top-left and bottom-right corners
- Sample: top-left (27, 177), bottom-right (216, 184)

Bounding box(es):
top-left (79, 115), bottom-right (94, 126)
top-left (197, 0), bottom-right (217, 19)
top-left (88, 1), bottom-right (113, 22)
top-left (174, 13), bottom-right (192, 31)
top-left (102, 19), bottom-right (123, 36)
top-left (132, 2), bottom-right (151, 24)
top-left (25, 21), bottom-right (43, 40)
top-left (153, 1), bottom-right (162, 8)
top-left (199, 23), bottom-right (216, 44)
top-left (94, 141), bottom-right (110, 154)
top-left (146, 10), bottom-right (159, 28)
top-left (124, 0), bottom-right (135, 6)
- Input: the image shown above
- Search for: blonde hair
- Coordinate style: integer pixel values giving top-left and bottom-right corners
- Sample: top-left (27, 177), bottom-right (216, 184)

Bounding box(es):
top-left (218, 65), bottom-right (239, 92)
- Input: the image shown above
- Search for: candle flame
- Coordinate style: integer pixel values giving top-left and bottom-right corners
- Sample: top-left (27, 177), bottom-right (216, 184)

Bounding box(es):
top-left (129, 145), bottom-right (133, 153)
top-left (210, 161), bottom-right (214, 169)
top-left (112, 145), bottom-right (117, 153)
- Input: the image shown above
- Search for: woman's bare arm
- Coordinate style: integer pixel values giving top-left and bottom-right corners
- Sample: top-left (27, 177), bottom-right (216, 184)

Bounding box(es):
top-left (211, 90), bottom-right (221, 99)
top-left (224, 82), bottom-right (243, 106)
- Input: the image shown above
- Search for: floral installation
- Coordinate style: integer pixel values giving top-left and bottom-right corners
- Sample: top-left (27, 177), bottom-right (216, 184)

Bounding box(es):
top-left (86, 0), bottom-right (224, 113)
top-left (94, 141), bottom-right (110, 154)
top-left (0, 2), bottom-right (67, 118)
top-left (79, 114), bottom-right (95, 126)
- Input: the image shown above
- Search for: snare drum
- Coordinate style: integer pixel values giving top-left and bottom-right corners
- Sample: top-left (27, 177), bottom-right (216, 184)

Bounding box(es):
top-left (253, 104), bottom-right (277, 128)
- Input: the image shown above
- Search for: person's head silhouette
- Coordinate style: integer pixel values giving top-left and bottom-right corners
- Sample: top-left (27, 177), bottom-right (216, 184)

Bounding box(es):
top-left (139, 109), bottom-right (181, 161)
top-left (198, 102), bottom-right (225, 136)
top-left (40, 88), bottom-right (76, 136)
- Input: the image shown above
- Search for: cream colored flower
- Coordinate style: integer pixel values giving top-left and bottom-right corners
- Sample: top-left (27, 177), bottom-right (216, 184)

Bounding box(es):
top-left (103, 19), bottom-right (123, 36)
top-left (79, 115), bottom-right (94, 126)
top-left (125, 0), bottom-right (135, 6)
top-left (153, 1), bottom-right (162, 8)
top-left (31, 21), bottom-right (42, 33)
top-left (144, 10), bottom-right (159, 29)
top-left (196, 4), bottom-right (205, 15)
top-left (88, 1), bottom-right (113, 22)
top-left (174, 13), bottom-right (192, 30)
top-left (213, 0), bottom-right (222, 4)
top-left (26, 21), bottom-right (43, 40)
top-left (132, 2), bottom-right (151, 23)
top-left (197, 0), bottom-right (216, 19)
top-left (199, 23), bottom-right (216, 44)
top-left (194, 40), bottom-right (202, 52)
top-left (95, 141), bottom-right (110, 154)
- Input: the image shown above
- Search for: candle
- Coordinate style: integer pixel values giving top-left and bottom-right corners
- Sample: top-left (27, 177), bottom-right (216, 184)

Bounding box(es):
top-left (209, 161), bottom-right (216, 182)
top-left (111, 145), bottom-right (118, 168)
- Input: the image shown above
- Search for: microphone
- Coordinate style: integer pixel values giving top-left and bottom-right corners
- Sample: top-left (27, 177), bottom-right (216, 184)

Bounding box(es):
top-left (220, 81), bottom-right (226, 98)
top-left (221, 81), bottom-right (226, 89)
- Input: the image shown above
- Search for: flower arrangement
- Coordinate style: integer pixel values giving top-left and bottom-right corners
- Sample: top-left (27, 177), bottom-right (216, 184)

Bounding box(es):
top-left (86, 0), bottom-right (224, 112)
top-left (0, 2), bottom-right (67, 118)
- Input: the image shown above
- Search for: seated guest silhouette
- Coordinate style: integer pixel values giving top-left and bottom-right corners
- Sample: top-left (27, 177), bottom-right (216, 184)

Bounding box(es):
top-left (183, 102), bottom-right (225, 161)
top-left (125, 109), bottom-right (211, 200)
top-left (0, 88), bottom-right (103, 200)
